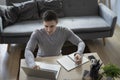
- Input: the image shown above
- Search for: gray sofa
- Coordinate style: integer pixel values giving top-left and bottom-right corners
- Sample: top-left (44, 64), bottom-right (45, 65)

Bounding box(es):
top-left (0, 0), bottom-right (117, 44)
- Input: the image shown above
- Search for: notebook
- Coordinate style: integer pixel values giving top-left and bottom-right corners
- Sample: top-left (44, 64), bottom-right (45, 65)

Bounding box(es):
top-left (57, 53), bottom-right (89, 71)
top-left (22, 62), bottom-right (61, 80)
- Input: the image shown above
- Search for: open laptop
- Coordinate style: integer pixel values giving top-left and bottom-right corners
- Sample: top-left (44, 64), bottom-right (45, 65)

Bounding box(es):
top-left (22, 62), bottom-right (61, 80)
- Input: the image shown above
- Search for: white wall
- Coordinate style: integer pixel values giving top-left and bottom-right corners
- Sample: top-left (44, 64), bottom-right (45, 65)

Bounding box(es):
top-left (116, 0), bottom-right (120, 26)
top-left (99, 0), bottom-right (120, 27)
top-left (111, 0), bottom-right (120, 27)
top-left (111, 0), bottom-right (117, 13)
top-left (0, 0), bottom-right (5, 5)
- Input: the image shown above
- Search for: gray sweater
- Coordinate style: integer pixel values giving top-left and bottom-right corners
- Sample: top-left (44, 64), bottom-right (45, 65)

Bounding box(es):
top-left (25, 27), bottom-right (85, 68)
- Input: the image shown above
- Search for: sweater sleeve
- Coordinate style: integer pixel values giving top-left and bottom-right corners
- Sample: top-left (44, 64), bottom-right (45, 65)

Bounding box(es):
top-left (25, 30), bottom-right (38, 68)
top-left (65, 28), bottom-right (85, 55)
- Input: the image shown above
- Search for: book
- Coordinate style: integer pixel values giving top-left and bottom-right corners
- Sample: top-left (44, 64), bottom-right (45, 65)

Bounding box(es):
top-left (57, 53), bottom-right (89, 71)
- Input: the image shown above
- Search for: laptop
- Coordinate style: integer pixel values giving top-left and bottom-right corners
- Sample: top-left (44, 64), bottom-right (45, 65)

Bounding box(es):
top-left (22, 62), bottom-right (61, 80)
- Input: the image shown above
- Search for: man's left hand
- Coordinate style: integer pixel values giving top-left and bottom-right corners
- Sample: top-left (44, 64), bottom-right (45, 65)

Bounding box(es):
top-left (74, 53), bottom-right (82, 64)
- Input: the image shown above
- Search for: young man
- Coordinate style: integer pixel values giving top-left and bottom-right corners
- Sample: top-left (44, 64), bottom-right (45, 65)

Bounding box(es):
top-left (25, 10), bottom-right (85, 69)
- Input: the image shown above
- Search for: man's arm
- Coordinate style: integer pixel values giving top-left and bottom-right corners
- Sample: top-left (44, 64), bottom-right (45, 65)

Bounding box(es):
top-left (76, 42), bottom-right (85, 56)
top-left (65, 28), bottom-right (85, 64)
top-left (25, 30), bottom-right (38, 68)
top-left (65, 28), bottom-right (85, 55)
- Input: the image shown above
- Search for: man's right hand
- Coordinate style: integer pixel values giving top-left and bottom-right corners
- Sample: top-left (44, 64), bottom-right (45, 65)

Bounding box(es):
top-left (33, 65), bottom-right (40, 70)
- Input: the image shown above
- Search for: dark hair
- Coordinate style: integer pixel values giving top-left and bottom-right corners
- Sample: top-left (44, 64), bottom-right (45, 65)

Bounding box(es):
top-left (42, 10), bottom-right (58, 22)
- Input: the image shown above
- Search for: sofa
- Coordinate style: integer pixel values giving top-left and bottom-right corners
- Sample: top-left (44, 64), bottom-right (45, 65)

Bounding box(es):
top-left (0, 0), bottom-right (117, 45)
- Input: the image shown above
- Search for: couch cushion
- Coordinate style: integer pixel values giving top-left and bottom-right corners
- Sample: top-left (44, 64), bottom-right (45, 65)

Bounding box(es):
top-left (57, 16), bottom-right (110, 33)
top-left (6, 0), bottom-right (30, 6)
top-left (2, 16), bottom-right (110, 36)
top-left (2, 20), bottom-right (43, 36)
top-left (0, 5), bottom-right (18, 27)
top-left (62, 0), bottom-right (98, 17)
top-left (12, 0), bottom-right (39, 21)
top-left (36, 0), bottom-right (64, 18)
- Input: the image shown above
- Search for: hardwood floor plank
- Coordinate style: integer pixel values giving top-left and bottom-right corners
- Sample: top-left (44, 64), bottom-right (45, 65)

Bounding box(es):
top-left (0, 44), bottom-right (22, 80)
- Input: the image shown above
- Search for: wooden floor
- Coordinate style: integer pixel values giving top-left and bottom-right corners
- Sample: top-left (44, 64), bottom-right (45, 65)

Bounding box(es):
top-left (86, 25), bottom-right (120, 66)
top-left (0, 25), bottom-right (120, 80)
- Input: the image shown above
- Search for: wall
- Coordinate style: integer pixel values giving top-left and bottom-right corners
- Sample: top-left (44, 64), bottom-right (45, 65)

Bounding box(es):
top-left (101, 0), bottom-right (120, 27)
top-left (111, 0), bottom-right (120, 27)
top-left (116, 0), bottom-right (120, 26)
top-left (0, 0), bottom-right (5, 5)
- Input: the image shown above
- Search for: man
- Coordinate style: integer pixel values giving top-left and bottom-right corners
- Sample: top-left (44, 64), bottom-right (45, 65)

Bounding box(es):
top-left (25, 10), bottom-right (85, 69)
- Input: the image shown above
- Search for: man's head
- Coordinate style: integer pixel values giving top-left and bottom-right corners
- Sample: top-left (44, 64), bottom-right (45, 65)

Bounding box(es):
top-left (42, 10), bottom-right (58, 35)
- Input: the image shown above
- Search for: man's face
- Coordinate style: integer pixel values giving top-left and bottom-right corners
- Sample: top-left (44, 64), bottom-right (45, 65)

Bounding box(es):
top-left (43, 20), bottom-right (57, 35)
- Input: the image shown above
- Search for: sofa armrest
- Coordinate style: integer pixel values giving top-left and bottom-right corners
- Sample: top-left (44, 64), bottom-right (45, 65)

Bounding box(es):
top-left (0, 16), bottom-right (3, 34)
top-left (99, 3), bottom-right (117, 36)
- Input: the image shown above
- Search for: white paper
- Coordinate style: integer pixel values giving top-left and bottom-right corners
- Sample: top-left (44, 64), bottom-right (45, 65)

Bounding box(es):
top-left (68, 53), bottom-right (76, 61)
top-left (57, 56), bottom-right (78, 71)
top-left (57, 53), bottom-right (89, 71)
top-left (68, 53), bottom-right (89, 64)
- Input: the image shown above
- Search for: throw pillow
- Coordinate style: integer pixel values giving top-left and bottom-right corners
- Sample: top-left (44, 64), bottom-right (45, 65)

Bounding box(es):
top-left (0, 5), bottom-right (18, 27)
top-left (12, 0), bottom-right (39, 21)
top-left (36, 0), bottom-right (64, 18)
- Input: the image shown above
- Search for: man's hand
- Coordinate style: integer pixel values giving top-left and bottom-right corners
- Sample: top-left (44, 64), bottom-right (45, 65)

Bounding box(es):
top-left (74, 53), bottom-right (82, 65)
top-left (33, 65), bottom-right (40, 70)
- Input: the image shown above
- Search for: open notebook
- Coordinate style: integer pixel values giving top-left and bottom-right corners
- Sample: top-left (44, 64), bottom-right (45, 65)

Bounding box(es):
top-left (22, 62), bottom-right (61, 80)
top-left (57, 53), bottom-right (89, 71)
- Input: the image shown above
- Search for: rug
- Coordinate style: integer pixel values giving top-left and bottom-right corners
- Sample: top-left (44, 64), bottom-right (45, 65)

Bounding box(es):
top-left (62, 41), bottom-right (90, 55)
